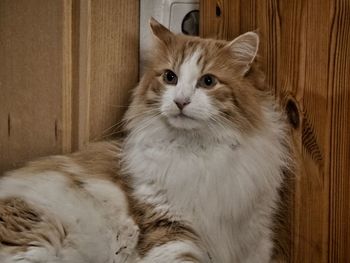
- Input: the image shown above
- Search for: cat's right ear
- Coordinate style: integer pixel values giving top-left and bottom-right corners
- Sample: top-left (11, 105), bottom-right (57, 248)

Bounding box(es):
top-left (225, 31), bottom-right (259, 76)
top-left (149, 17), bottom-right (174, 44)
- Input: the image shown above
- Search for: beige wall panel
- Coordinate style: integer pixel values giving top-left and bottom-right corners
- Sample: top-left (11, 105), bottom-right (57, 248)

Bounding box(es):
top-left (77, 0), bottom-right (139, 147)
top-left (0, 0), bottom-right (72, 172)
top-left (0, 0), bottom-right (140, 170)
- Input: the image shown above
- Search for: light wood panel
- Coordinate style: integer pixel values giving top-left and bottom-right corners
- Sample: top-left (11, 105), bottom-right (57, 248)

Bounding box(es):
top-left (76, 0), bottom-right (139, 149)
top-left (201, 0), bottom-right (350, 262)
top-left (0, 0), bottom-right (73, 172)
top-left (0, 0), bottom-right (139, 171)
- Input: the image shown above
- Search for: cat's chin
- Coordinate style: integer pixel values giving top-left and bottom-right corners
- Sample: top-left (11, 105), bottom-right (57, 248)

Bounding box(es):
top-left (166, 114), bottom-right (202, 130)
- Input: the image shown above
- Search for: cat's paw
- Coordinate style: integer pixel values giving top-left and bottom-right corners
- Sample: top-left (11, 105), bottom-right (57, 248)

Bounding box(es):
top-left (113, 219), bottom-right (140, 262)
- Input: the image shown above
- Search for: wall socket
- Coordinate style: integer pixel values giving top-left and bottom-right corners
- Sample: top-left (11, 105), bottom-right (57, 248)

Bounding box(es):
top-left (140, 0), bottom-right (199, 74)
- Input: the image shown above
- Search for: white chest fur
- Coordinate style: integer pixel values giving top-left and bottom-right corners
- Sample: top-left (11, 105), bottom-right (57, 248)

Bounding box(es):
top-left (124, 114), bottom-right (287, 262)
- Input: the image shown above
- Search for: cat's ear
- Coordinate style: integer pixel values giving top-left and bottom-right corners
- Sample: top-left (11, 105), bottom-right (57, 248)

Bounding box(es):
top-left (225, 32), bottom-right (259, 76)
top-left (149, 17), bottom-right (174, 44)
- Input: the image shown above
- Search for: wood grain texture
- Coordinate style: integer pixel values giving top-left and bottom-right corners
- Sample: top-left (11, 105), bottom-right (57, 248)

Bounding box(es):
top-left (327, 1), bottom-right (350, 261)
top-left (80, 0), bottom-right (139, 146)
top-left (0, 0), bottom-right (139, 170)
top-left (201, 0), bottom-right (350, 262)
top-left (0, 0), bottom-right (73, 172)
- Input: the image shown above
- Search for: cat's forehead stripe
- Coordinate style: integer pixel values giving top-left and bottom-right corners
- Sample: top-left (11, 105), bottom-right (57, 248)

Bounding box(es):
top-left (172, 40), bottom-right (205, 72)
top-left (187, 42), bottom-right (206, 71)
top-left (179, 50), bottom-right (203, 83)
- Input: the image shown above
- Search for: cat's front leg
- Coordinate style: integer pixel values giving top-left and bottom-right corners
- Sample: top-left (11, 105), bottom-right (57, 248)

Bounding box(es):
top-left (137, 240), bottom-right (209, 263)
top-left (129, 183), bottom-right (210, 263)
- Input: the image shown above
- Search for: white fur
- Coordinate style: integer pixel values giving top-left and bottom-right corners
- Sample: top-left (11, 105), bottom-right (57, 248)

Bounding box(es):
top-left (161, 51), bottom-right (217, 130)
top-left (139, 241), bottom-right (208, 263)
top-left (123, 52), bottom-right (288, 262)
top-left (0, 169), bottom-right (139, 263)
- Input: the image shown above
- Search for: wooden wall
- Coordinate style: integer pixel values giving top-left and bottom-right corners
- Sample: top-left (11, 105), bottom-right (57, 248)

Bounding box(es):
top-left (200, 0), bottom-right (350, 262)
top-left (0, 0), bottom-right (139, 172)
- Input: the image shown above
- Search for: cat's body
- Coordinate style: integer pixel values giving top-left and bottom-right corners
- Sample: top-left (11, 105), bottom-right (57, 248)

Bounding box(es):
top-left (0, 19), bottom-right (292, 263)
top-left (124, 102), bottom-right (288, 263)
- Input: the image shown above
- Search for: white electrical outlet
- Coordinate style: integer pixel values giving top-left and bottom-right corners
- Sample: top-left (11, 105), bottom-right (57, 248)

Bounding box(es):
top-left (140, 0), bottom-right (199, 74)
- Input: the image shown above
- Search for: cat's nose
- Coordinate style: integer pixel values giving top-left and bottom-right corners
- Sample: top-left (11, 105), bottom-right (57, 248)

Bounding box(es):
top-left (174, 99), bottom-right (191, 110)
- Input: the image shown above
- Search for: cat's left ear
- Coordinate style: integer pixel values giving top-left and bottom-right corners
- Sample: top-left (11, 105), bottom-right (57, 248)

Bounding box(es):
top-left (149, 17), bottom-right (175, 44)
top-left (225, 32), bottom-right (259, 76)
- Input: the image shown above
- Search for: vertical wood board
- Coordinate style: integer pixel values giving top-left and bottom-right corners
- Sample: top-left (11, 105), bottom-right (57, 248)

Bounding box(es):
top-left (79, 0), bottom-right (140, 145)
top-left (0, 0), bottom-right (72, 172)
top-left (0, 0), bottom-right (140, 171)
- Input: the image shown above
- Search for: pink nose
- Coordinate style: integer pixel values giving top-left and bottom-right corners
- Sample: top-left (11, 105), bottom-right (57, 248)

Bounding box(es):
top-left (174, 99), bottom-right (191, 110)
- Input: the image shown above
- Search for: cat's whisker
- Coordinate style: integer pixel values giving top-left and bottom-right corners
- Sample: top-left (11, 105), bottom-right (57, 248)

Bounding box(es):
top-left (128, 113), bottom-right (162, 138)
top-left (212, 114), bottom-right (236, 129)
top-left (95, 108), bottom-right (161, 141)
top-left (132, 114), bottom-right (161, 132)
top-left (127, 108), bottom-right (161, 122)
top-left (91, 112), bottom-right (161, 142)
top-left (207, 119), bottom-right (230, 140)
top-left (91, 129), bottom-right (124, 142)
top-left (106, 103), bottom-right (160, 110)
top-left (90, 120), bottom-right (127, 142)
top-left (101, 119), bottom-right (127, 133)
top-left (208, 115), bottom-right (231, 131)
top-left (106, 104), bottom-right (132, 108)
top-left (125, 111), bottom-right (161, 132)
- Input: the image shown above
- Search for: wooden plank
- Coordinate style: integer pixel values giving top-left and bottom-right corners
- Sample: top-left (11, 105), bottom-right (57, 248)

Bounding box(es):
top-left (74, 0), bottom-right (92, 149)
top-left (327, 1), bottom-right (350, 261)
top-left (291, 0), bottom-right (331, 261)
top-left (77, 0), bottom-right (139, 146)
top-left (62, 0), bottom-right (73, 153)
top-left (200, 0), bottom-right (240, 39)
top-left (0, 0), bottom-right (140, 169)
top-left (0, 0), bottom-right (73, 172)
top-left (71, 0), bottom-right (84, 151)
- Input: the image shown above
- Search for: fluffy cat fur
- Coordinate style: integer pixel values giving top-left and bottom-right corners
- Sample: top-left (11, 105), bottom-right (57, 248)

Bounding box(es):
top-left (0, 18), bottom-right (292, 263)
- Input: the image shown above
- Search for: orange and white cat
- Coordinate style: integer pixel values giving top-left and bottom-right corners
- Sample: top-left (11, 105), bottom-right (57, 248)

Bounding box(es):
top-left (0, 18), bottom-right (291, 263)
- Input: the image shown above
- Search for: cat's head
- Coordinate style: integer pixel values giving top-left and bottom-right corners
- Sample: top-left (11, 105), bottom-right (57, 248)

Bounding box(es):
top-left (125, 18), bottom-right (265, 139)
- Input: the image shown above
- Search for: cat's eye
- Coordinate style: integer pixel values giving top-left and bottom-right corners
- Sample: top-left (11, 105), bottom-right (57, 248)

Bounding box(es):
top-left (198, 74), bottom-right (217, 89)
top-left (163, 70), bottom-right (178, 85)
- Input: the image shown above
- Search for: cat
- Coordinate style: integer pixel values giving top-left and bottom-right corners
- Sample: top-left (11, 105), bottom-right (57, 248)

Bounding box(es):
top-left (0, 18), bottom-right (292, 263)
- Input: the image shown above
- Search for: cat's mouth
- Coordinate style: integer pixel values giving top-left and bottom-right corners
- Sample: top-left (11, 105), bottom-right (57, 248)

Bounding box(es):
top-left (166, 112), bottom-right (201, 130)
top-left (175, 112), bottom-right (195, 120)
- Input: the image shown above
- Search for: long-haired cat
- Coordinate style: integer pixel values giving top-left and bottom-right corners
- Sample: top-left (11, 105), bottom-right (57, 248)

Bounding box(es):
top-left (0, 18), bottom-right (292, 263)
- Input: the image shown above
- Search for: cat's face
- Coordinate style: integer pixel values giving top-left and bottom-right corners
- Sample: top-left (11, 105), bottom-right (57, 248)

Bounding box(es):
top-left (126, 18), bottom-right (263, 137)
top-left (159, 50), bottom-right (216, 130)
